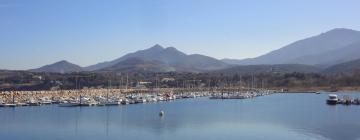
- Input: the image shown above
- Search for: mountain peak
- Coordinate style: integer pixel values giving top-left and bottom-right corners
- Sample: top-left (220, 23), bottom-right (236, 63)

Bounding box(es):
top-left (164, 47), bottom-right (181, 53)
top-left (56, 60), bottom-right (70, 64)
top-left (86, 44), bottom-right (228, 72)
top-left (30, 60), bottom-right (83, 73)
top-left (149, 44), bottom-right (165, 50)
top-left (325, 28), bottom-right (358, 34)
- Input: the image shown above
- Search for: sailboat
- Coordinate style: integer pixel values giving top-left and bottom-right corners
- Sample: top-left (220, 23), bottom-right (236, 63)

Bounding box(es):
top-left (59, 78), bottom-right (80, 107)
top-left (59, 101), bottom-right (79, 107)
top-left (27, 98), bottom-right (41, 106)
top-left (105, 80), bottom-right (121, 106)
top-left (3, 93), bottom-right (17, 107)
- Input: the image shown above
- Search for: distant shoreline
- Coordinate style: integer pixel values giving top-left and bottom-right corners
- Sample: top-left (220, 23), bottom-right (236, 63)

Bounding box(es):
top-left (271, 86), bottom-right (360, 93)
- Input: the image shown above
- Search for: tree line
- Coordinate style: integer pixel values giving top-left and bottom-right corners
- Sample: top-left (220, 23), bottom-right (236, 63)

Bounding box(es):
top-left (1, 70), bottom-right (360, 91)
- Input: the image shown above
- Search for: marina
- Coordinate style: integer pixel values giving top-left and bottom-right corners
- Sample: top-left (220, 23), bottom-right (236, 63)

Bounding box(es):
top-left (3, 88), bottom-right (360, 108)
top-left (0, 87), bottom-right (277, 108)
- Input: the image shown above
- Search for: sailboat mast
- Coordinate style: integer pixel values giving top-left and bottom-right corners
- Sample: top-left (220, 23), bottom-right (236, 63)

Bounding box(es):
top-left (126, 73), bottom-right (129, 91)
top-left (120, 75), bottom-right (123, 90)
top-left (12, 92), bottom-right (15, 104)
top-left (107, 80), bottom-right (110, 102)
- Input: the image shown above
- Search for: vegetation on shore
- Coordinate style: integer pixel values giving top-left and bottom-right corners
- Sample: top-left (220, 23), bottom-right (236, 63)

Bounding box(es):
top-left (1, 70), bottom-right (360, 92)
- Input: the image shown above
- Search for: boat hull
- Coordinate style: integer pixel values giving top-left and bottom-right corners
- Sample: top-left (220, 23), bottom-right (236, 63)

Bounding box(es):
top-left (326, 99), bottom-right (338, 105)
top-left (59, 103), bottom-right (79, 107)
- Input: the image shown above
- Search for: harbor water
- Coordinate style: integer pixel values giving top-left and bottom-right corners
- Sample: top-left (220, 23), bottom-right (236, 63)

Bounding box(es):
top-left (1, 93), bottom-right (360, 140)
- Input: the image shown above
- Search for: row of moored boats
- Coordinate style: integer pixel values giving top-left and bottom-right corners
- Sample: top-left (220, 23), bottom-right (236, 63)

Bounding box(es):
top-left (0, 92), bottom-right (209, 107)
top-left (209, 90), bottom-right (274, 99)
top-left (326, 94), bottom-right (360, 105)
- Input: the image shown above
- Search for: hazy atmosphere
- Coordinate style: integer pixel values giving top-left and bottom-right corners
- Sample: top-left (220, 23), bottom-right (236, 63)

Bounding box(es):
top-left (1, 0), bottom-right (360, 70)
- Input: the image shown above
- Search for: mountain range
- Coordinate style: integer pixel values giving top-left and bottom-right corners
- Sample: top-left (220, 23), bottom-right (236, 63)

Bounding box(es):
top-left (31, 44), bottom-right (229, 73)
top-left (212, 64), bottom-right (322, 75)
top-left (30, 60), bottom-right (83, 73)
top-left (91, 44), bottom-right (228, 73)
top-left (99, 58), bottom-right (174, 73)
top-left (30, 28), bottom-right (360, 74)
top-left (323, 58), bottom-right (360, 74)
top-left (223, 28), bottom-right (360, 66)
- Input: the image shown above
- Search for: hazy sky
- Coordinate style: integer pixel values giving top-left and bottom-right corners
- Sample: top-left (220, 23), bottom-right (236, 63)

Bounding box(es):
top-left (1, 0), bottom-right (360, 70)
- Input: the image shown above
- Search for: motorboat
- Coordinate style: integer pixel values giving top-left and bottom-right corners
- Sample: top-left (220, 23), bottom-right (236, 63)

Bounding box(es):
top-left (59, 101), bottom-right (79, 107)
top-left (2, 104), bottom-right (17, 107)
top-left (105, 100), bottom-right (121, 106)
top-left (80, 101), bottom-right (97, 106)
top-left (16, 103), bottom-right (29, 106)
top-left (27, 99), bottom-right (41, 106)
top-left (103, 94), bottom-right (122, 106)
top-left (40, 98), bottom-right (53, 105)
top-left (135, 98), bottom-right (147, 103)
top-left (326, 94), bottom-right (339, 105)
top-left (121, 99), bottom-right (130, 105)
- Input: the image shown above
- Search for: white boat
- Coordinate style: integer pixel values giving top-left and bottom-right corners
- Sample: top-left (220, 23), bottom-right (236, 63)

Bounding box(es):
top-left (105, 101), bottom-right (121, 106)
top-left (157, 97), bottom-right (165, 101)
top-left (80, 103), bottom-right (97, 106)
top-left (59, 102), bottom-right (79, 107)
top-left (3, 104), bottom-right (17, 107)
top-left (80, 100), bottom-right (97, 106)
top-left (78, 96), bottom-right (97, 106)
top-left (39, 98), bottom-right (53, 105)
top-left (326, 94), bottom-right (339, 105)
top-left (135, 98), bottom-right (147, 103)
top-left (147, 97), bottom-right (157, 102)
top-left (28, 99), bottom-right (41, 106)
top-left (17, 103), bottom-right (29, 106)
top-left (121, 99), bottom-right (130, 105)
top-left (41, 101), bottom-right (52, 105)
top-left (0, 101), bottom-right (5, 107)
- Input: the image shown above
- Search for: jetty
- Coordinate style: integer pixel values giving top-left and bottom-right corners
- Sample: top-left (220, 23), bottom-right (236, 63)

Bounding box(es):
top-left (0, 88), bottom-right (210, 108)
top-left (0, 86), bottom-right (278, 108)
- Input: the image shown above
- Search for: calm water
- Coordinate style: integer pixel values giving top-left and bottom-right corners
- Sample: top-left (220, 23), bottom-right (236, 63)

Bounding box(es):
top-left (1, 93), bottom-right (360, 140)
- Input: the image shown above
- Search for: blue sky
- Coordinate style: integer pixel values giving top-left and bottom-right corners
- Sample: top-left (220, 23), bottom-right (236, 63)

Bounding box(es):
top-left (1, 0), bottom-right (360, 70)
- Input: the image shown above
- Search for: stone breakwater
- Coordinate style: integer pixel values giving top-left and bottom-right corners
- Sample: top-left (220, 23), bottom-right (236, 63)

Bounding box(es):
top-left (0, 89), bottom-right (130, 104)
top-left (0, 88), bottom-right (277, 107)
top-left (0, 88), bottom-right (211, 107)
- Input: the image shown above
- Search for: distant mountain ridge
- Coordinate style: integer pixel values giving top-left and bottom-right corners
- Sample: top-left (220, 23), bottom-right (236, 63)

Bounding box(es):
top-left (30, 60), bottom-right (83, 73)
top-left (85, 44), bottom-right (228, 72)
top-left (290, 41), bottom-right (360, 66)
top-left (323, 58), bottom-right (360, 74)
top-left (99, 58), bottom-right (174, 73)
top-left (223, 28), bottom-right (360, 65)
top-left (84, 44), bottom-right (172, 71)
top-left (213, 64), bottom-right (322, 75)
top-left (29, 28), bottom-right (360, 74)
top-left (32, 44), bottom-right (229, 73)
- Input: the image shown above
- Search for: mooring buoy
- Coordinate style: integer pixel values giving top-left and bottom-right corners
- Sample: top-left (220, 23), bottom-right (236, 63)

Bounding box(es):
top-left (159, 110), bottom-right (165, 117)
